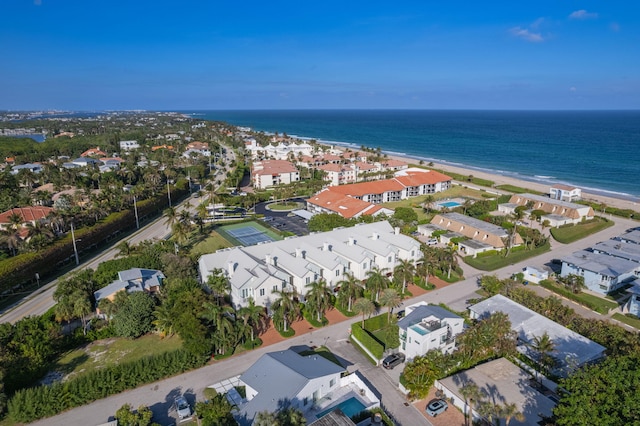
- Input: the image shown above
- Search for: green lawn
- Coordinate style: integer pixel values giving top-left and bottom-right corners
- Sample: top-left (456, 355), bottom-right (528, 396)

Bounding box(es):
top-left (190, 230), bottom-right (234, 256)
top-left (268, 201), bottom-right (302, 211)
top-left (52, 334), bottom-right (183, 380)
top-left (371, 325), bottom-right (400, 349)
top-left (550, 217), bottom-right (615, 244)
top-left (494, 184), bottom-right (544, 195)
top-left (612, 313), bottom-right (640, 330)
top-left (464, 242), bottom-right (551, 271)
top-left (538, 280), bottom-right (619, 314)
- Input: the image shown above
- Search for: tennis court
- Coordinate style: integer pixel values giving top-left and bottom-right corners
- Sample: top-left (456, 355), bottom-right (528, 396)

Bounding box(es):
top-left (215, 221), bottom-right (282, 247)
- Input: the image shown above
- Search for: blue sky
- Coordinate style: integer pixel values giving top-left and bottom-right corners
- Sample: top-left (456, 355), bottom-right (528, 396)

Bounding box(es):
top-left (1, 1), bottom-right (638, 110)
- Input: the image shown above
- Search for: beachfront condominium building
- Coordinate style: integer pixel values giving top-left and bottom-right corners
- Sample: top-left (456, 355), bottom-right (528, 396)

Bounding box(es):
top-left (198, 221), bottom-right (422, 310)
top-left (306, 189), bottom-right (394, 219)
top-left (499, 193), bottom-right (594, 226)
top-left (251, 159), bottom-right (300, 189)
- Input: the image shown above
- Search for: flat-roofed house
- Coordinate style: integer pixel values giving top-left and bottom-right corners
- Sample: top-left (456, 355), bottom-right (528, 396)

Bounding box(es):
top-left (398, 302), bottom-right (464, 360)
top-left (119, 140), bottom-right (140, 151)
top-left (469, 295), bottom-right (606, 376)
top-left (430, 212), bottom-right (523, 255)
top-left (251, 159), bottom-right (300, 189)
top-left (550, 184), bottom-right (581, 202)
top-left (435, 358), bottom-right (556, 426)
top-left (199, 221), bottom-right (422, 309)
top-left (560, 250), bottom-right (640, 294)
top-left (499, 193), bottom-right (594, 226)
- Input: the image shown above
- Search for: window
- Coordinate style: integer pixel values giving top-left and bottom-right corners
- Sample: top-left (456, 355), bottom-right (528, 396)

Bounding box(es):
top-left (259, 288), bottom-right (265, 297)
top-left (306, 277), bottom-right (311, 284)
top-left (330, 378), bottom-right (336, 387)
top-left (388, 256), bottom-right (392, 263)
top-left (241, 289), bottom-right (248, 298)
top-left (410, 250), bottom-right (415, 257)
top-left (362, 262), bottom-right (367, 270)
top-left (273, 285), bottom-right (278, 292)
top-left (304, 397), bottom-right (309, 406)
top-left (335, 269), bottom-right (340, 277)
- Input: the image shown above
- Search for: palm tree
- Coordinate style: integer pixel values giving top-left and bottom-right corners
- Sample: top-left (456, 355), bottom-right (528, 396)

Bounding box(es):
top-left (201, 301), bottom-right (236, 354)
top-left (500, 403), bottom-right (525, 426)
top-left (0, 228), bottom-right (22, 256)
top-left (337, 272), bottom-right (363, 312)
top-left (152, 304), bottom-right (175, 338)
top-left (379, 288), bottom-right (401, 322)
top-left (238, 298), bottom-right (266, 341)
top-left (305, 279), bottom-right (333, 322)
top-left (459, 382), bottom-right (481, 426)
top-left (7, 213), bottom-right (23, 231)
top-left (442, 245), bottom-right (458, 279)
top-left (206, 269), bottom-right (230, 305)
top-left (423, 195), bottom-right (435, 213)
top-left (531, 332), bottom-right (556, 376)
top-left (164, 206), bottom-right (177, 227)
top-left (172, 221), bottom-right (191, 246)
top-left (353, 297), bottom-right (375, 329)
top-left (115, 241), bottom-right (133, 257)
top-left (271, 288), bottom-right (300, 332)
top-left (365, 266), bottom-right (390, 302)
top-left (394, 258), bottom-right (415, 296)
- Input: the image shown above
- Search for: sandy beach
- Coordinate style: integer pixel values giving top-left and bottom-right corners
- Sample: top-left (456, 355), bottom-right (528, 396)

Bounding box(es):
top-left (400, 155), bottom-right (639, 214)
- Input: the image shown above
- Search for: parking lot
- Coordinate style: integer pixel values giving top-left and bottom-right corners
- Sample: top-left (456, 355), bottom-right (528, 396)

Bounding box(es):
top-left (262, 214), bottom-right (309, 236)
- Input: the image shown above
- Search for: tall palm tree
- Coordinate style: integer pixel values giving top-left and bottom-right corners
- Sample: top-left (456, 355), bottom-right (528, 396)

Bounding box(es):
top-left (238, 298), bottom-right (266, 341)
top-left (459, 382), bottom-right (481, 426)
top-left (305, 279), bottom-right (333, 322)
top-left (394, 258), bottom-right (415, 296)
top-left (379, 288), bottom-right (401, 322)
top-left (164, 206), bottom-right (177, 227)
top-left (501, 403), bottom-right (525, 426)
top-left (531, 332), bottom-right (556, 376)
top-left (365, 266), bottom-right (390, 302)
top-left (271, 289), bottom-right (300, 332)
top-left (353, 297), bottom-right (375, 329)
top-left (423, 195), bottom-right (435, 213)
top-left (201, 301), bottom-right (236, 354)
top-left (152, 304), bottom-right (175, 338)
top-left (0, 228), bottom-right (22, 256)
top-left (337, 272), bottom-right (363, 312)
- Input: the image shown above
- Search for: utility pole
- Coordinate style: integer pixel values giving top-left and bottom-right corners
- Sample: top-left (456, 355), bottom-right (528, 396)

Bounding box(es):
top-left (70, 222), bottom-right (80, 265)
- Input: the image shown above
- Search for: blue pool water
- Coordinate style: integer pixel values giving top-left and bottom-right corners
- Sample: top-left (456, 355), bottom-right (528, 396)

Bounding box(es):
top-left (439, 201), bottom-right (461, 208)
top-left (316, 396), bottom-right (367, 419)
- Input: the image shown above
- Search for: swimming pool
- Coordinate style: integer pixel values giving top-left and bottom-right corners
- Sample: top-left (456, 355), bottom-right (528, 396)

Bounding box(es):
top-left (316, 396), bottom-right (367, 419)
top-left (439, 201), bottom-right (461, 208)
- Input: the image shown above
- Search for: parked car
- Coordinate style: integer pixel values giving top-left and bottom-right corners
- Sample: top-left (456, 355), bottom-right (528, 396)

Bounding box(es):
top-left (382, 353), bottom-right (405, 369)
top-left (426, 238), bottom-right (438, 246)
top-left (396, 309), bottom-right (405, 319)
top-left (426, 399), bottom-right (448, 417)
top-left (174, 395), bottom-right (191, 419)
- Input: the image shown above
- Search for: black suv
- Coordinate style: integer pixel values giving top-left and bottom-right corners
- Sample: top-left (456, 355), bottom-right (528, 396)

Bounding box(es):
top-left (382, 353), bottom-right (405, 369)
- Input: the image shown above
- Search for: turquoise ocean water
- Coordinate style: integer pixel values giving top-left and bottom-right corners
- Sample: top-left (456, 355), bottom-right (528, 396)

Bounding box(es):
top-left (185, 110), bottom-right (640, 202)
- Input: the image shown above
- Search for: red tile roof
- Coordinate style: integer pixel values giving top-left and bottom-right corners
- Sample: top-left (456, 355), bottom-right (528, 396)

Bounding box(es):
top-left (330, 179), bottom-right (405, 197)
top-left (0, 206), bottom-right (53, 225)
top-left (252, 160), bottom-right (298, 176)
top-left (307, 190), bottom-right (375, 218)
top-left (394, 170), bottom-right (451, 186)
top-left (81, 147), bottom-right (107, 157)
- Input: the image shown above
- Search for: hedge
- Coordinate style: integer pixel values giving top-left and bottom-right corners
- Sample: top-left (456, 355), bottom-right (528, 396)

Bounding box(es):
top-left (351, 322), bottom-right (384, 360)
top-left (7, 348), bottom-right (206, 423)
top-left (363, 313), bottom-right (389, 331)
top-left (0, 186), bottom-right (188, 296)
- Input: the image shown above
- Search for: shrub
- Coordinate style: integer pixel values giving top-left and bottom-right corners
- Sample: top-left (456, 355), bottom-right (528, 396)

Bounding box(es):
top-left (351, 322), bottom-right (384, 360)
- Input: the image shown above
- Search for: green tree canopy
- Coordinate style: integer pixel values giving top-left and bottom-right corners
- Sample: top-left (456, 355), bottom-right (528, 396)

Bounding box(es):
top-left (554, 354), bottom-right (640, 426)
top-left (112, 292), bottom-right (157, 338)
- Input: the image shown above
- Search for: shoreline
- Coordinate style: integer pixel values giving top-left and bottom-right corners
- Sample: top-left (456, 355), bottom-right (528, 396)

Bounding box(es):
top-left (302, 138), bottom-right (640, 214)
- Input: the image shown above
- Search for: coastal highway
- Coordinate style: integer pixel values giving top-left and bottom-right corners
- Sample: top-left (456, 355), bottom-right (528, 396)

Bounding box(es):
top-left (0, 193), bottom-right (193, 324)
top-left (0, 145), bottom-right (237, 324)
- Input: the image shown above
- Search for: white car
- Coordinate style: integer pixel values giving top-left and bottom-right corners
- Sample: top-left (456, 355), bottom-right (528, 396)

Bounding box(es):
top-left (426, 238), bottom-right (438, 246)
top-left (174, 396), bottom-right (191, 419)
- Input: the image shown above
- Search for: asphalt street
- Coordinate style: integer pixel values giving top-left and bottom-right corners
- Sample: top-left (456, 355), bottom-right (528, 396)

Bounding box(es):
top-left (28, 215), bottom-right (640, 426)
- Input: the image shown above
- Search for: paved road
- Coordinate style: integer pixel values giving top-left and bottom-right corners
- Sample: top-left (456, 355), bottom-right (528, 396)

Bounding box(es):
top-left (0, 146), bottom-right (238, 325)
top-left (25, 212), bottom-right (640, 424)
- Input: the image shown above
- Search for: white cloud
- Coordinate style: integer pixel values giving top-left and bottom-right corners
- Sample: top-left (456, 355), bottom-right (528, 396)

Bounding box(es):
top-left (569, 10), bottom-right (598, 20)
top-left (509, 27), bottom-right (544, 43)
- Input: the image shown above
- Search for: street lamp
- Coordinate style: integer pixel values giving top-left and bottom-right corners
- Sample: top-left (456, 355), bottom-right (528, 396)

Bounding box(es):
top-left (133, 195), bottom-right (140, 229)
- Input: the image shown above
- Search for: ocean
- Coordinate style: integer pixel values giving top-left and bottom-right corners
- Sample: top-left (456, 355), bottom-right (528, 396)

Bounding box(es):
top-left (185, 110), bottom-right (640, 202)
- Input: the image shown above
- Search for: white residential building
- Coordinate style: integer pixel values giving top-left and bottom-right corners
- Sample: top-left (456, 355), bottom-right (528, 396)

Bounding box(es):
top-left (119, 140), bottom-right (140, 151)
top-left (251, 159), bottom-right (300, 189)
top-left (397, 302), bottom-right (465, 360)
top-left (198, 221), bottom-right (422, 310)
top-left (550, 184), bottom-right (581, 202)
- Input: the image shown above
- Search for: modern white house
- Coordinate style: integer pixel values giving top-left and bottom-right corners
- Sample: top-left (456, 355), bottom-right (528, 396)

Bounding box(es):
top-left (469, 295), bottom-right (606, 376)
top-left (198, 221), bottom-right (422, 310)
top-left (235, 349), bottom-right (379, 425)
top-left (397, 302), bottom-right (464, 360)
top-left (550, 184), bottom-right (581, 202)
